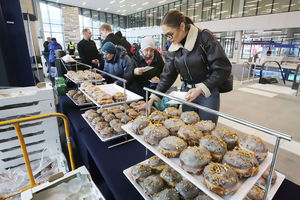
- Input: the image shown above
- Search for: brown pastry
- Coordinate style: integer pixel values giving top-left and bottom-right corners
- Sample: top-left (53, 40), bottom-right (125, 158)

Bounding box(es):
top-left (76, 96), bottom-right (86, 104)
top-left (148, 156), bottom-right (167, 173)
top-left (160, 166), bottom-right (182, 187)
top-left (153, 188), bottom-right (180, 200)
top-left (222, 148), bottom-right (259, 178)
top-left (163, 118), bottom-right (185, 136)
top-left (120, 115), bottom-right (133, 123)
top-left (95, 121), bottom-right (109, 133)
top-left (194, 120), bottom-right (216, 135)
top-left (194, 191), bottom-right (213, 200)
top-left (180, 111), bottom-right (200, 124)
top-left (199, 135), bottom-right (227, 162)
top-left (73, 91), bottom-right (83, 100)
top-left (111, 108), bottom-right (123, 114)
top-left (112, 123), bottom-right (125, 134)
top-left (179, 146), bottom-right (212, 175)
top-left (256, 177), bottom-right (266, 187)
top-left (158, 136), bottom-right (187, 158)
top-left (246, 185), bottom-right (265, 200)
top-left (109, 119), bottom-right (121, 127)
top-left (91, 116), bottom-right (104, 126)
top-left (86, 112), bottom-right (99, 122)
top-left (262, 167), bottom-right (277, 185)
top-left (211, 128), bottom-right (238, 150)
top-left (143, 124), bottom-right (170, 145)
top-left (149, 110), bottom-right (168, 124)
top-left (104, 113), bottom-right (116, 122)
top-left (119, 104), bottom-right (130, 111)
top-left (175, 180), bottom-right (200, 200)
top-left (163, 107), bottom-right (182, 118)
top-left (203, 162), bottom-right (239, 196)
top-left (113, 92), bottom-right (126, 102)
top-left (239, 135), bottom-right (268, 163)
top-left (96, 108), bottom-right (106, 115)
top-left (131, 116), bottom-right (150, 134)
top-left (101, 110), bottom-right (113, 117)
top-left (143, 175), bottom-right (165, 196)
top-left (131, 163), bottom-right (152, 182)
top-left (99, 127), bottom-right (113, 138)
top-left (126, 109), bottom-right (139, 119)
top-left (177, 125), bottom-right (203, 146)
top-left (98, 99), bottom-right (114, 105)
top-left (67, 90), bottom-right (77, 97)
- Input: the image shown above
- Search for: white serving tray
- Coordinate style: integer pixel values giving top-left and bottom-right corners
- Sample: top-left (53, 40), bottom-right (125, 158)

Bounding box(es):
top-left (64, 74), bottom-right (105, 84)
top-left (81, 114), bottom-right (126, 142)
top-left (122, 123), bottom-right (273, 200)
top-left (79, 84), bottom-right (143, 108)
top-left (66, 93), bottom-right (93, 106)
top-left (268, 171), bottom-right (285, 199)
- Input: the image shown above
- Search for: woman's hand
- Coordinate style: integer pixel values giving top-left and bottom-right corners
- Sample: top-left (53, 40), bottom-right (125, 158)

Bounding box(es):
top-left (136, 99), bottom-right (154, 115)
top-left (185, 88), bottom-right (203, 102)
top-left (134, 67), bottom-right (145, 75)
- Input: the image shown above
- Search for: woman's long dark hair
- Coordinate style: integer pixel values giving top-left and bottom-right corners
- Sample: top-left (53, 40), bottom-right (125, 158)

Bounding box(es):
top-left (161, 9), bottom-right (194, 31)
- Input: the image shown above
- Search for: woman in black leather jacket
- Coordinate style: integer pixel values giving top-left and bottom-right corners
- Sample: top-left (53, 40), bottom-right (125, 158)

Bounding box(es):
top-left (143, 10), bottom-right (232, 124)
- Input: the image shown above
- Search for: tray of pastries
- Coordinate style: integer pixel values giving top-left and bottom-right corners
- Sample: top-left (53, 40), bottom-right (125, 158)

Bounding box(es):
top-left (122, 108), bottom-right (273, 200)
top-left (65, 70), bottom-right (105, 84)
top-left (79, 82), bottom-right (143, 108)
top-left (66, 89), bottom-right (93, 106)
top-left (81, 101), bottom-right (147, 142)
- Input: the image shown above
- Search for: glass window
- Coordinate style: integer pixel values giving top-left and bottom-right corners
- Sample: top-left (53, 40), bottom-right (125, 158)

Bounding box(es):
top-left (141, 11), bottom-right (146, 27)
top-left (51, 24), bottom-right (62, 32)
top-left (244, 0), bottom-right (258, 17)
top-left (232, 0), bottom-right (243, 18)
top-left (40, 2), bottom-right (50, 23)
top-left (106, 13), bottom-right (112, 24)
top-left (221, 0), bottom-right (232, 19)
top-left (100, 12), bottom-right (106, 23)
top-left (92, 11), bottom-right (99, 28)
top-left (194, 0), bottom-right (203, 22)
top-left (113, 14), bottom-right (119, 27)
top-left (212, 0), bottom-right (221, 20)
top-left (48, 3), bottom-right (62, 24)
top-left (169, 2), bottom-right (175, 10)
top-left (273, 0), bottom-right (289, 13)
top-left (181, 0), bottom-right (188, 16)
top-left (258, 0), bottom-right (272, 15)
top-left (291, 0), bottom-right (300, 11)
top-left (164, 4), bottom-right (169, 16)
top-left (203, 0), bottom-right (212, 21)
top-left (149, 9), bottom-right (154, 26)
top-left (158, 6), bottom-right (163, 25)
top-left (43, 23), bottom-right (51, 32)
top-left (153, 7), bottom-right (158, 26)
top-left (174, 1), bottom-right (181, 10)
top-left (187, 0), bottom-right (195, 21)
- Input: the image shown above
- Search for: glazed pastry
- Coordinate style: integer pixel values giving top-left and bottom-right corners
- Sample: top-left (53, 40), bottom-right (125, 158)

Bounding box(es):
top-left (96, 108), bottom-right (106, 115)
top-left (163, 118), bottom-right (185, 136)
top-left (148, 156), bottom-right (167, 173)
top-left (130, 100), bottom-right (145, 108)
top-left (222, 148), bottom-right (259, 178)
top-left (194, 191), bottom-right (213, 200)
top-left (160, 166), bottom-right (182, 187)
top-left (91, 116), bottom-right (104, 126)
top-left (119, 104), bottom-right (130, 111)
top-left (158, 136), bottom-right (187, 158)
top-left (203, 162), bottom-right (239, 196)
top-left (120, 115), bottom-right (133, 123)
top-left (99, 127), bottom-right (113, 138)
top-left (199, 135), bottom-right (227, 162)
top-left (153, 188), bottom-right (180, 200)
top-left (143, 175), bottom-right (165, 196)
top-left (149, 111), bottom-right (168, 124)
top-left (143, 124), bottom-right (169, 145)
top-left (112, 123), bottom-right (124, 134)
top-left (86, 112), bottom-right (99, 122)
top-left (101, 110), bottom-right (113, 117)
top-left (109, 119), bottom-right (121, 127)
top-left (163, 107), bottom-right (182, 118)
top-left (73, 91), bottom-right (83, 100)
top-left (177, 125), bottom-right (203, 146)
top-left (126, 109), bottom-right (139, 119)
top-left (131, 116), bottom-right (150, 134)
top-left (111, 108), bottom-right (123, 114)
top-left (239, 135), bottom-right (268, 163)
top-left (194, 120), bottom-right (215, 135)
top-left (76, 96), bottom-right (86, 104)
top-left (211, 128), bottom-right (238, 150)
top-left (175, 180), bottom-right (199, 199)
top-left (67, 90), bottom-right (77, 97)
top-left (131, 164), bottom-right (152, 182)
top-left (246, 185), bottom-right (264, 200)
top-left (179, 146), bottom-right (212, 175)
top-left (180, 111), bottom-right (200, 124)
top-left (98, 99), bottom-right (114, 105)
top-left (95, 122), bottom-right (109, 133)
top-left (262, 167), bottom-right (277, 185)
top-left (104, 113), bottom-right (116, 122)
top-left (256, 177), bottom-right (266, 187)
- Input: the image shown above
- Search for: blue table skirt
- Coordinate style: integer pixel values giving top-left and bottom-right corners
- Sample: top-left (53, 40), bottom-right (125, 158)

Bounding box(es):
top-left (57, 95), bottom-right (300, 200)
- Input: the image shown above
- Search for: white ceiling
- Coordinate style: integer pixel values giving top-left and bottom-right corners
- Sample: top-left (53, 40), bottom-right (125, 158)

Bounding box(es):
top-left (49, 0), bottom-right (178, 15)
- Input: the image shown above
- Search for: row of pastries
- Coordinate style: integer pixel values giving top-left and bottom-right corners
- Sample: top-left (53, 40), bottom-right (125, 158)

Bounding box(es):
top-left (66, 70), bottom-right (103, 81)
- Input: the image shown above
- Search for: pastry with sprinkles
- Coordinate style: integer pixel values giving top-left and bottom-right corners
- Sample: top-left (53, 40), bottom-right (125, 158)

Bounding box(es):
top-left (175, 180), bottom-right (200, 199)
top-left (194, 120), bottom-right (216, 135)
top-left (160, 166), bottom-right (182, 187)
top-left (153, 188), bottom-right (180, 200)
top-left (239, 135), bottom-right (268, 163)
top-left (163, 118), bottom-right (185, 136)
top-left (163, 107), bottom-right (182, 118)
top-left (143, 124), bottom-right (170, 145)
top-left (211, 128), bottom-right (238, 150)
top-left (143, 175), bottom-right (165, 196)
top-left (180, 111), bottom-right (200, 124)
top-left (158, 136), bottom-right (187, 158)
top-left (199, 135), bottom-right (227, 162)
top-left (178, 125), bottom-right (203, 146)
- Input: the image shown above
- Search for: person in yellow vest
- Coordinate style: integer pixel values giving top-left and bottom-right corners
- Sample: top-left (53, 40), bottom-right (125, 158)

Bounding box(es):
top-left (67, 41), bottom-right (75, 55)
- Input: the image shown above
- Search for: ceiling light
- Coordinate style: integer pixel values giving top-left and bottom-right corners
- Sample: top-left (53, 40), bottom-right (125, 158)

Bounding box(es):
top-left (120, 0), bottom-right (125, 3)
top-left (142, 2), bottom-right (149, 5)
top-left (137, 8), bottom-right (142, 11)
top-left (264, 30), bottom-right (282, 33)
top-left (105, 7), bottom-right (109, 10)
top-left (82, 2), bottom-right (86, 5)
top-left (56, 0), bottom-right (59, 3)
top-left (158, 0), bottom-right (166, 3)
top-left (122, 10), bottom-right (127, 12)
top-left (110, 1), bottom-right (115, 4)
top-left (293, 33), bottom-right (300, 36)
top-left (120, 5), bottom-right (125, 7)
top-left (97, 8), bottom-right (101, 11)
top-left (117, 10), bottom-right (121, 12)
top-left (131, 4), bottom-right (136, 7)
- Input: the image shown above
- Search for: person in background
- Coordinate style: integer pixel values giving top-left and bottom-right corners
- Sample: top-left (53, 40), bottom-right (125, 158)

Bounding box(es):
top-left (42, 37), bottom-right (51, 72)
top-left (101, 42), bottom-right (131, 85)
top-left (67, 41), bottom-right (75, 55)
top-left (78, 28), bottom-right (102, 68)
top-left (48, 38), bottom-right (62, 66)
top-left (115, 31), bottom-right (132, 57)
top-left (140, 10), bottom-right (232, 124)
top-left (99, 24), bottom-right (120, 46)
top-left (267, 47), bottom-right (272, 56)
top-left (124, 37), bottom-right (164, 98)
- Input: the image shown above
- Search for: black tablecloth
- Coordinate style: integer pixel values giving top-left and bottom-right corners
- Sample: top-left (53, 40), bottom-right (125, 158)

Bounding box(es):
top-left (57, 95), bottom-right (300, 200)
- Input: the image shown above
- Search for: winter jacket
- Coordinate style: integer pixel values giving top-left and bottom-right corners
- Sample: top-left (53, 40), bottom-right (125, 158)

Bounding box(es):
top-left (48, 41), bottom-right (62, 63)
top-left (150, 24), bottom-right (232, 103)
top-left (102, 33), bottom-right (120, 46)
top-left (77, 38), bottom-right (100, 67)
top-left (103, 46), bottom-right (131, 85)
top-left (124, 50), bottom-right (164, 97)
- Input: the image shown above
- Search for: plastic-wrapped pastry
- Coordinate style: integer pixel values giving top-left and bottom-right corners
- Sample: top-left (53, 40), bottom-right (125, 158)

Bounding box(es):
top-left (180, 111), bottom-right (200, 124)
top-left (76, 96), bottom-right (86, 104)
top-left (67, 90), bottom-right (77, 97)
top-left (131, 164), bottom-right (152, 182)
top-left (84, 109), bottom-right (96, 118)
top-left (112, 123), bottom-right (124, 134)
top-left (143, 124), bottom-right (170, 145)
top-left (149, 111), bottom-right (168, 124)
top-left (91, 116), bottom-right (104, 126)
top-left (256, 177), bottom-right (266, 187)
top-left (177, 125), bottom-right (203, 146)
top-left (95, 122), bottom-right (109, 133)
top-left (130, 100), bottom-right (145, 108)
top-left (96, 108), bottom-right (106, 115)
top-left (99, 127), bottom-right (113, 138)
top-left (262, 167), bottom-right (277, 185)
top-left (101, 110), bottom-right (113, 117)
top-left (85, 97), bottom-right (92, 103)
top-left (131, 116), bottom-right (150, 134)
top-left (194, 120), bottom-right (215, 135)
top-left (120, 115), bottom-right (133, 123)
top-left (143, 175), bottom-right (165, 196)
top-left (238, 135), bottom-right (268, 163)
top-left (148, 156), bottom-right (167, 173)
top-left (119, 104), bottom-right (130, 111)
top-left (163, 118), bottom-right (185, 136)
top-left (203, 162), bottom-right (239, 196)
top-left (73, 91), bottom-right (83, 100)
top-left (80, 81), bottom-right (92, 90)
top-left (104, 113), bottom-right (116, 122)
top-left (86, 112), bottom-right (99, 122)
top-left (179, 146), bottom-right (212, 175)
top-left (199, 135), bottom-right (227, 162)
top-left (126, 109), bottom-right (139, 119)
top-left (222, 148), bottom-right (259, 178)
top-left (113, 92), bottom-right (126, 102)
top-left (175, 180), bottom-right (200, 200)
top-left (194, 191), bottom-right (213, 200)
top-left (97, 99), bottom-right (114, 105)
top-left (245, 185), bottom-right (264, 200)
top-left (163, 107), bottom-right (182, 118)
top-left (160, 166), bottom-right (182, 187)
top-left (109, 119), bottom-right (121, 127)
top-left (211, 128), bottom-right (238, 150)
top-left (96, 93), bottom-right (113, 103)
top-left (158, 136), bottom-right (187, 158)
top-left (153, 188), bottom-right (180, 200)
top-left (111, 108), bottom-right (123, 114)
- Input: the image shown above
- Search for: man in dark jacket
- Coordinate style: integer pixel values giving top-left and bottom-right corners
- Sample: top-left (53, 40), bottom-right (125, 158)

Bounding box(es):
top-left (115, 31), bottom-right (132, 57)
top-left (124, 37), bottom-right (164, 98)
top-left (77, 28), bottom-right (102, 68)
top-left (99, 24), bottom-right (120, 46)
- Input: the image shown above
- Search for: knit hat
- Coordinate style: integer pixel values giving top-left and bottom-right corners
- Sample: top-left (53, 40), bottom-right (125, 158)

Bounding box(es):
top-left (101, 42), bottom-right (116, 54)
top-left (141, 37), bottom-right (155, 51)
